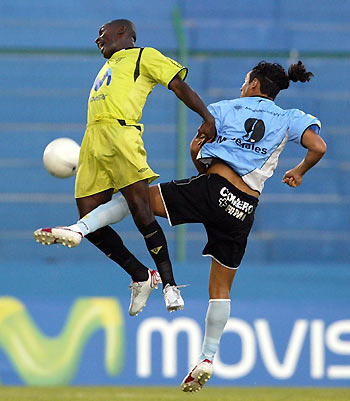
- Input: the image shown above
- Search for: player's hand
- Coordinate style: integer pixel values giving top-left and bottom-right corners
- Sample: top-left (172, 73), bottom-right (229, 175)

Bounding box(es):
top-left (197, 118), bottom-right (216, 143)
top-left (190, 129), bottom-right (214, 173)
top-left (193, 131), bottom-right (210, 149)
top-left (282, 168), bottom-right (303, 187)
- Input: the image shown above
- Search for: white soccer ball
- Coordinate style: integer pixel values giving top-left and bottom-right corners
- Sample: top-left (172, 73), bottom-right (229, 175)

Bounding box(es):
top-left (43, 138), bottom-right (80, 178)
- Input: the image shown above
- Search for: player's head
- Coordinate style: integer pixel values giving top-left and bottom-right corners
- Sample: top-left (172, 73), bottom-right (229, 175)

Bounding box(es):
top-left (240, 61), bottom-right (314, 99)
top-left (95, 19), bottom-right (137, 59)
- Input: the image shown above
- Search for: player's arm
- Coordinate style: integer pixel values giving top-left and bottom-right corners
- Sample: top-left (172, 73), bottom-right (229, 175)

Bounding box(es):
top-left (189, 131), bottom-right (212, 174)
top-left (169, 75), bottom-right (216, 141)
top-left (282, 128), bottom-right (327, 187)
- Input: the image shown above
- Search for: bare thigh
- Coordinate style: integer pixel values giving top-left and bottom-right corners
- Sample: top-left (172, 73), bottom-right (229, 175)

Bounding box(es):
top-left (76, 188), bottom-right (114, 218)
top-left (149, 185), bottom-right (167, 218)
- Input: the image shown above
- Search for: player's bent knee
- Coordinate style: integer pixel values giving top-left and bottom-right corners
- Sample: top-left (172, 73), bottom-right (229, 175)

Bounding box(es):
top-left (131, 208), bottom-right (155, 231)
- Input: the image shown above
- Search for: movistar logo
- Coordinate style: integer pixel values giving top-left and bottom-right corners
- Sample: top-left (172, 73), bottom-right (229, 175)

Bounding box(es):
top-left (0, 297), bottom-right (124, 385)
top-left (93, 68), bottom-right (112, 91)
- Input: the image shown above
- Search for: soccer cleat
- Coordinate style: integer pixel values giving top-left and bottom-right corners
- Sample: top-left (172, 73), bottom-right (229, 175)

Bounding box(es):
top-left (163, 284), bottom-right (184, 312)
top-left (128, 270), bottom-right (161, 316)
top-left (33, 227), bottom-right (83, 248)
top-left (181, 359), bottom-right (213, 392)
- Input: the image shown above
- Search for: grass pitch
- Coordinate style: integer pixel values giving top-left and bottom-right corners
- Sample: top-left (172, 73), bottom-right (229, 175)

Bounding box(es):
top-left (0, 387), bottom-right (349, 401)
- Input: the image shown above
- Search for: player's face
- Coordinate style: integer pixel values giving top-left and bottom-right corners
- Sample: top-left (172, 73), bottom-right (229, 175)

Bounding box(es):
top-left (240, 71), bottom-right (252, 97)
top-left (95, 23), bottom-right (120, 59)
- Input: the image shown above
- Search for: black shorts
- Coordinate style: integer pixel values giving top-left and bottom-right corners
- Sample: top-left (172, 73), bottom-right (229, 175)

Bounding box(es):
top-left (159, 174), bottom-right (259, 269)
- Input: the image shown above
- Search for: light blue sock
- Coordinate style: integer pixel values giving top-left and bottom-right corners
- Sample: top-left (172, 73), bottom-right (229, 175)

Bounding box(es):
top-left (199, 299), bottom-right (231, 362)
top-left (69, 195), bottom-right (130, 236)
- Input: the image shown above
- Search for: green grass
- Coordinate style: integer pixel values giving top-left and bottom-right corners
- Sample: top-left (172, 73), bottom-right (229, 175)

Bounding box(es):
top-left (0, 387), bottom-right (349, 401)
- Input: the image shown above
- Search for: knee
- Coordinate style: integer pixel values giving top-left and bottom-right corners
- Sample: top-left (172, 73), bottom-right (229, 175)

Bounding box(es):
top-left (127, 196), bottom-right (149, 213)
top-left (128, 199), bottom-right (154, 229)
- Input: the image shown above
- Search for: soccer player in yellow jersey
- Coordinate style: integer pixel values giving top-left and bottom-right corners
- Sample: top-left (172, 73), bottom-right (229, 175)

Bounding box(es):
top-left (34, 19), bottom-right (216, 315)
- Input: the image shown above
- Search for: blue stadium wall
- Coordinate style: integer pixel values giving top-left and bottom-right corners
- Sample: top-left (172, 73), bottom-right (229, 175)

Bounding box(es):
top-left (0, 0), bottom-right (349, 387)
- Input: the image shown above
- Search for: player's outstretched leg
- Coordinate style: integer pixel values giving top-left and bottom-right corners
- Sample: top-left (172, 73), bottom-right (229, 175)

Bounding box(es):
top-left (129, 269), bottom-right (162, 316)
top-left (33, 195), bottom-right (131, 248)
top-left (33, 227), bottom-right (83, 248)
top-left (181, 359), bottom-right (213, 392)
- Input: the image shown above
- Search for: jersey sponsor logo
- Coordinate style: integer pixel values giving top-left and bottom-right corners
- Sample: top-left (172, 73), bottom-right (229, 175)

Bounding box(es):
top-left (244, 105), bottom-right (282, 117)
top-left (216, 118), bottom-right (267, 154)
top-left (218, 186), bottom-right (255, 221)
top-left (243, 118), bottom-right (265, 143)
top-left (216, 135), bottom-right (268, 155)
top-left (93, 68), bottom-right (112, 91)
top-left (89, 93), bottom-right (108, 102)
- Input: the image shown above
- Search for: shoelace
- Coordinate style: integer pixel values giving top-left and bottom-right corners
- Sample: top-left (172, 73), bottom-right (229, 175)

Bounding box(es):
top-left (169, 284), bottom-right (189, 290)
top-left (129, 282), bottom-right (142, 296)
top-left (168, 284), bottom-right (188, 292)
top-left (164, 284), bottom-right (189, 302)
top-left (164, 284), bottom-right (189, 294)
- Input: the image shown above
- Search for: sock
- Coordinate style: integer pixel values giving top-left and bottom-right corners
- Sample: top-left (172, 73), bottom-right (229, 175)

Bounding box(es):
top-left (199, 299), bottom-right (231, 362)
top-left (69, 195), bottom-right (130, 236)
top-left (86, 225), bottom-right (149, 282)
top-left (140, 220), bottom-right (176, 287)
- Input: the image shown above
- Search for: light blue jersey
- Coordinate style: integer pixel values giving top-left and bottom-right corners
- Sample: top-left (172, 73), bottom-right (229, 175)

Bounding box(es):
top-left (198, 96), bottom-right (321, 193)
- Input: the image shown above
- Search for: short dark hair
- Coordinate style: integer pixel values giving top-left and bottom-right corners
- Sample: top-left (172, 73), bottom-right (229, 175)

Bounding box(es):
top-left (110, 19), bottom-right (136, 41)
top-left (250, 61), bottom-right (314, 99)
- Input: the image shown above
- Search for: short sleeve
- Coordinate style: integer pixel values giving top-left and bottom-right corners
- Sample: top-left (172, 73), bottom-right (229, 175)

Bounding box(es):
top-left (141, 47), bottom-right (188, 88)
top-left (288, 109), bottom-right (322, 144)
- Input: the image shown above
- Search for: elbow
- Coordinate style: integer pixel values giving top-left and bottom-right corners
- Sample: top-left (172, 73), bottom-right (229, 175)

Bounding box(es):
top-left (311, 138), bottom-right (327, 158)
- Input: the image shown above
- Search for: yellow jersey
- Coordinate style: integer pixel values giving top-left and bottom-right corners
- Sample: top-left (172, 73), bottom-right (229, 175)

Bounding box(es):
top-left (87, 47), bottom-right (188, 124)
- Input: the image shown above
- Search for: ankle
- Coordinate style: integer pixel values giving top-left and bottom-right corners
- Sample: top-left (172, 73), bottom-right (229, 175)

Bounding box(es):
top-left (70, 222), bottom-right (88, 236)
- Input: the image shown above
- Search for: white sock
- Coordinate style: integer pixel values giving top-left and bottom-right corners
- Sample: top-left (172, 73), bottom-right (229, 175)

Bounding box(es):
top-left (199, 299), bottom-right (231, 362)
top-left (68, 195), bottom-right (130, 236)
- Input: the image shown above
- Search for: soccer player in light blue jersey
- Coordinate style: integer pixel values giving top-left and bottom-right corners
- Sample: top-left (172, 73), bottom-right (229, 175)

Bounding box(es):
top-left (34, 60), bottom-right (326, 392)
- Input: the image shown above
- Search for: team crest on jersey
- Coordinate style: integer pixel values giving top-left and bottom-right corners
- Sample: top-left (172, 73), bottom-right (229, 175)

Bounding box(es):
top-left (93, 68), bottom-right (112, 91)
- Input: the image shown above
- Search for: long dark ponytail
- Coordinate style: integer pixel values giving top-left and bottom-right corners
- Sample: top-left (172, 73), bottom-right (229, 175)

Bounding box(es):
top-left (250, 60), bottom-right (314, 99)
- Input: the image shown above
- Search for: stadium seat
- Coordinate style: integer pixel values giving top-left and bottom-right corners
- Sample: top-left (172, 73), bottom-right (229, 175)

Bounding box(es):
top-left (1, 0), bottom-right (349, 263)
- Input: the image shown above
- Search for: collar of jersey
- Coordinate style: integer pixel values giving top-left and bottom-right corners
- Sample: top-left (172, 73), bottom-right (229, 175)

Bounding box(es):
top-left (249, 95), bottom-right (273, 101)
top-left (110, 47), bottom-right (140, 59)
